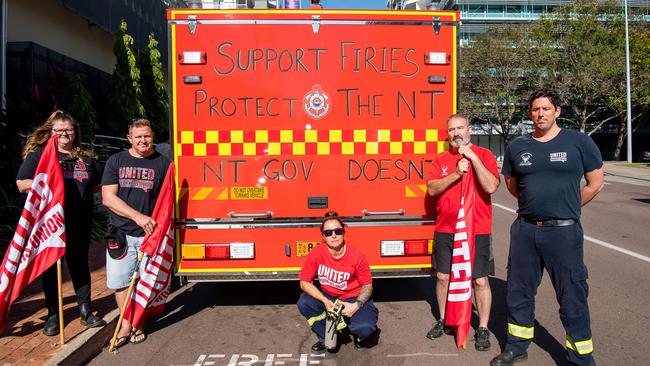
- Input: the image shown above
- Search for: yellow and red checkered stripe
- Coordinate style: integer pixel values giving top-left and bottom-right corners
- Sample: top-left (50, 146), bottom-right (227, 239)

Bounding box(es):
top-left (177, 129), bottom-right (445, 157)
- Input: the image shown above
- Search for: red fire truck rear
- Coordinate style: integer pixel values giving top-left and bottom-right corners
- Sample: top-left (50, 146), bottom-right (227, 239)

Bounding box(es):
top-left (167, 8), bottom-right (459, 282)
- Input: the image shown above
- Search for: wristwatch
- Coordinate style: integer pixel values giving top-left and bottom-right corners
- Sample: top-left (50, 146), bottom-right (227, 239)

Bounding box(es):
top-left (355, 299), bottom-right (364, 308)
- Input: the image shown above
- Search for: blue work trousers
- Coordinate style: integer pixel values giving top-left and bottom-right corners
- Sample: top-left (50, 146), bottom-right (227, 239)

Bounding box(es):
top-left (506, 219), bottom-right (595, 366)
top-left (297, 292), bottom-right (378, 342)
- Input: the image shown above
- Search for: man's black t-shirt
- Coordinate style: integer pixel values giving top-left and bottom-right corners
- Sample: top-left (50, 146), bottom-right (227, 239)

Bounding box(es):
top-left (101, 150), bottom-right (170, 236)
top-left (501, 129), bottom-right (602, 221)
top-left (16, 149), bottom-right (102, 237)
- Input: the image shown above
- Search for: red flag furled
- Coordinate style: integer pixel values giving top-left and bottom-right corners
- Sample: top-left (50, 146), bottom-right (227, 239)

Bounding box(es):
top-left (0, 136), bottom-right (66, 330)
top-left (444, 170), bottom-right (476, 349)
top-left (124, 163), bottom-right (175, 330)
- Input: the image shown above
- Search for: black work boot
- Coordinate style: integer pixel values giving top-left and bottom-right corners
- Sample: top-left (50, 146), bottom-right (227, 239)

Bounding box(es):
top-left (354, 336), bottom-right (372, 350)
top-left (490, 350), bottom-right (528, 366)
top-left (43, 314), bottom-right (59, 336)
top-left (311, 341), bottom-right (326, 354)
top-left (79, 303), bottom-right (106, 328)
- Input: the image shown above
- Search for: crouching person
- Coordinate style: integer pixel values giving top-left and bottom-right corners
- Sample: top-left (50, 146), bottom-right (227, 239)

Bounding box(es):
top-left (297, 211), bottom-right (379, 353)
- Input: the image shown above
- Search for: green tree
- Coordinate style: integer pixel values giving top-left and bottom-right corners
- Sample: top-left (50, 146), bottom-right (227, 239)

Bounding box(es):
top-left (68, 74), bottom-right (98, 141)
top-left (107, 20), bottom-right (144, 134)
top-left (613, 26), bottom-right (650, 160)
top-left (461, 25), bottom-right (535, 145)
top-left (138, 33), bottom-right (169, 138)
top-left (534, 0), bottom-right (626, 134)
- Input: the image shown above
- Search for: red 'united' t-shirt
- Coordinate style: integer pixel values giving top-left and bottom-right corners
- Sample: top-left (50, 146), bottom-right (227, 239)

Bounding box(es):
top-left (299, 243), bottom-right (372, 299)
top-left (428, 145), bottom-right (499, 234)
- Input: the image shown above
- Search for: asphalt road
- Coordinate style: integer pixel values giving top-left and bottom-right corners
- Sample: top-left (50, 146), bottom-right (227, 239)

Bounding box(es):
top-left (89, 177), bottom-right (650, 366)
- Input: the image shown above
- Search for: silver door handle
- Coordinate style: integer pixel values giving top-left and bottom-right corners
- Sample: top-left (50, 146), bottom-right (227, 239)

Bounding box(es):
top-left (228, 211), bottom-right (273, 218)
top-left (361, 209), bottom-right (405, 216)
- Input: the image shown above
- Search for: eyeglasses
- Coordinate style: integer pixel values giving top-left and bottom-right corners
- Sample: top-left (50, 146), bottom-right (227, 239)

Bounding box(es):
top-left (322, 228), bottom-right (344, 237)
top-left (52, 128), bottom-right (74, 135)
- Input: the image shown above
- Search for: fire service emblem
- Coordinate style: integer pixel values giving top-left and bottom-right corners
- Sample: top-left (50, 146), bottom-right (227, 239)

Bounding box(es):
top-left (303, 84), bottom-right (331, 120)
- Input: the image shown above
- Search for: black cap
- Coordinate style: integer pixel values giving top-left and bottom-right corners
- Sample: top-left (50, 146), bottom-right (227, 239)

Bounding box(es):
top-left (105, 225), bottom-right (127, 260)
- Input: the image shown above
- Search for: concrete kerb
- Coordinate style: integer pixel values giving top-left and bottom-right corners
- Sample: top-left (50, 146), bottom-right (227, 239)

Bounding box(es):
top-left (45, 282), bottom-right (194, 366)
top-left (603, 162), bottom-right (650, 186)
top-left (43, 308), bottom-right (119, 366)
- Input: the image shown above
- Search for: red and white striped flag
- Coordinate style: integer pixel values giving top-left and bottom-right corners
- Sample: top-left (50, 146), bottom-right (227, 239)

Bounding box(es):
top-left (0, 136), bottom-right (66, 331)
top-left (123, 163), bottom-right (175, 330)
top-left (444, 170), bottom-right (476, 349)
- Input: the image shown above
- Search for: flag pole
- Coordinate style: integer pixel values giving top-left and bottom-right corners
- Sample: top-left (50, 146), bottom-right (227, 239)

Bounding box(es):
top-left (460, 175), bottom-right (466, 350)
top-left (108, 252), bottom-right (144, 352)
top-left (57, 259), bottom-right (65, 345)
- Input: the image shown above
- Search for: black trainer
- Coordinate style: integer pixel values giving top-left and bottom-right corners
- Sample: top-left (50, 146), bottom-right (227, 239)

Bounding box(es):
top-left (425, 319), bottom-right (445, 339)
top-left (42, 314), bottom-right (59, 336)
top-left (490, 350), bottom-right (528, 366)
top-left (474, 326), bottom-right (491, 351)
top-left (311, 341), bottom-right (326, 354)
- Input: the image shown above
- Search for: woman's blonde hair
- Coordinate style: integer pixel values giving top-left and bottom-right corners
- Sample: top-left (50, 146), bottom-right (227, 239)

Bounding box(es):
top-left (22, 110), bottom-right (94, 160)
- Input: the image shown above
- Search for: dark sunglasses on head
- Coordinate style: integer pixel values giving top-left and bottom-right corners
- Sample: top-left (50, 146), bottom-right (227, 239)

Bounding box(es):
top-left (322, 228), bottom-right (344, 237)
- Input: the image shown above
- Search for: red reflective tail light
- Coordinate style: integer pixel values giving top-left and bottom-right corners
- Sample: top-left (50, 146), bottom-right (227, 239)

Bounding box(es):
top-left (404, 240), bottom-right (428, 256)
top-left (205, 244), bottom-right (230, 259)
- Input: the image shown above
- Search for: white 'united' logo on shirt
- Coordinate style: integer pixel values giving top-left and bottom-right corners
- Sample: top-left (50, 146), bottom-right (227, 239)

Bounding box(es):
top-left (550, 152), bottom-right (567, 162)
top-left (317, 264), bottom-right (350, 290)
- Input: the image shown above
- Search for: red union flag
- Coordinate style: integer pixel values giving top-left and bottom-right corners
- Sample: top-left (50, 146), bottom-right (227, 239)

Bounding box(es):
top-left (124, 163), bottom-right (175, 329)
top-left (0, 135), bottom-right (66, 331)
top-left (445, 171), bottom-right (476, 349)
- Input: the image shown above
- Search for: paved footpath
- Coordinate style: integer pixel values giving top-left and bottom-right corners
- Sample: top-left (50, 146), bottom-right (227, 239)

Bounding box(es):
top-left (0, 241), bottom-right (116, 366)
top-left (0, 162), bottom-right (648, 365)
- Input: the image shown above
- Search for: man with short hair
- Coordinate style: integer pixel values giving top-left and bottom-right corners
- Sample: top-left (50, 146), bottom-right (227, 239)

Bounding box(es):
top-left (101, 119), bottom-right (170, 348)
top-left (491, 89), bottom-right (604, 366)
top-left (426, 113), bottom-right (500, 351)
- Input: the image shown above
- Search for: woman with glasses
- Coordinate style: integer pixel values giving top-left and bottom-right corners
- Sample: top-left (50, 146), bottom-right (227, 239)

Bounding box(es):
top-left (16, 110), bottom-right (106, 336)
top-left (297, 211), bottom-right (379, 353)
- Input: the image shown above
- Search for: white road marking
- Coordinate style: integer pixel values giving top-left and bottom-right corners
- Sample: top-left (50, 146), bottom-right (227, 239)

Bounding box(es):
top-left (386, 353), bottom-right (458, 358)
top-left (493, 203), bottom-right (650, 264)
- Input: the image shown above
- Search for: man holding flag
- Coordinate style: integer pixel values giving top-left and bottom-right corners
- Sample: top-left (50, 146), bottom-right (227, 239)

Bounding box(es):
top-left (425, 113), bottom-right (500, 350)
top-left (101, 119), bottom-right (170, 348)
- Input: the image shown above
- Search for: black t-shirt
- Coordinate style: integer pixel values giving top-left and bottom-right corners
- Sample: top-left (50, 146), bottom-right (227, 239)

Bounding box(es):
top-left (16, 148), bottom-right (102, 234)
top-left (501, 129), bottom-right (602, 220)
top-left (101, 150), bottom-right (170, 236)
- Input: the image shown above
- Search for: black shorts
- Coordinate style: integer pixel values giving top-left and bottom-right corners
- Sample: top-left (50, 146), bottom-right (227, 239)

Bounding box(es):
top-left (433, 232), bottom-right (495, 278)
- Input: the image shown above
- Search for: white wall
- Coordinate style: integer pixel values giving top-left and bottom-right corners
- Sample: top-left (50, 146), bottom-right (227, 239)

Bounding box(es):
top-left (7, 0), bottom-right (115, 73)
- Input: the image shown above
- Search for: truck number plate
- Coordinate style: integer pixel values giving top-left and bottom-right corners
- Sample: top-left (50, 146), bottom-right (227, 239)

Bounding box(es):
top-left (296, 241), bottom-right (320, 257)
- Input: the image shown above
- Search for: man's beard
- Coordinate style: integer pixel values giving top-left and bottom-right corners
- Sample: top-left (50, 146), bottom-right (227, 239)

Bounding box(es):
top-left (450, 137), bottom-right (470, 147)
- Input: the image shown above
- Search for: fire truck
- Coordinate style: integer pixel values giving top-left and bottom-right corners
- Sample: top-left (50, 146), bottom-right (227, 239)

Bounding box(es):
top-left (167, 8), bottom-right (459, 282)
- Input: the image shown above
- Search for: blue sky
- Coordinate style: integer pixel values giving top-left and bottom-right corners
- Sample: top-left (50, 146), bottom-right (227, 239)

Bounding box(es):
top-left (299, 0), bottom-right (387, 9)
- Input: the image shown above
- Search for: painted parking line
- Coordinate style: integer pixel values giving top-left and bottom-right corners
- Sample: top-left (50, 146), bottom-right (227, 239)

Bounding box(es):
top-left (386, 352), bottom-right (458, 358)
top-left (493, 203), bottom-right (650, 264)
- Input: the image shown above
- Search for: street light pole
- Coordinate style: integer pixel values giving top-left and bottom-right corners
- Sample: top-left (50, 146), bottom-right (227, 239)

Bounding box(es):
top-left (624, 0), bottom-right (633, 163)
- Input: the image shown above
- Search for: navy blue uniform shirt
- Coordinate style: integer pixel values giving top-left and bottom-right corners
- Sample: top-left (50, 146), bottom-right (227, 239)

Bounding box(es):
top-left (501, 129), bottom-right (602, 220)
